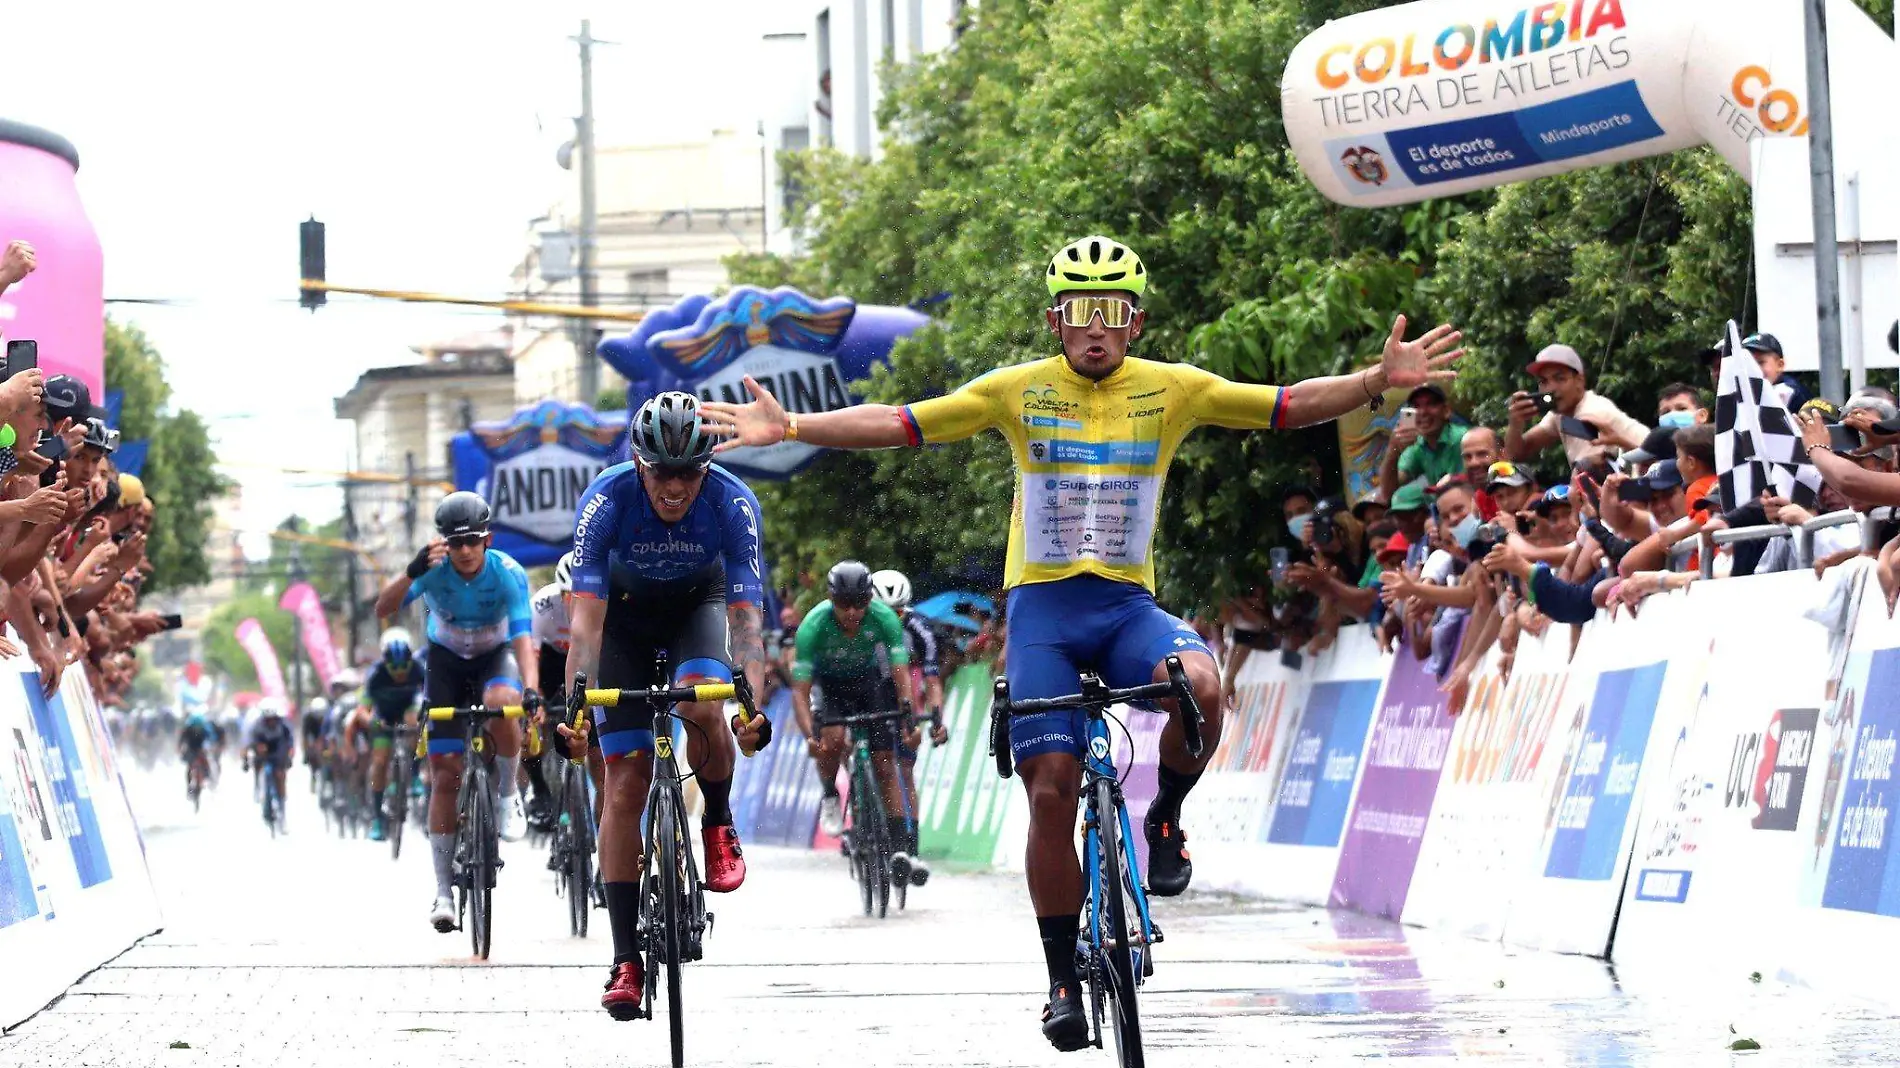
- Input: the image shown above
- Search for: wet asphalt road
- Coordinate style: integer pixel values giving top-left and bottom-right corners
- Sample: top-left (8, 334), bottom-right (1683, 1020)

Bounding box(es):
top-left (2, 762), bottom-right (1898, 1067)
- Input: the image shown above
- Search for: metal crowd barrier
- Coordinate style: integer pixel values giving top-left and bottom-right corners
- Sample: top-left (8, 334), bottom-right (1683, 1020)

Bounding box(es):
top-left (1696, 509), bottom-right (1898, 579)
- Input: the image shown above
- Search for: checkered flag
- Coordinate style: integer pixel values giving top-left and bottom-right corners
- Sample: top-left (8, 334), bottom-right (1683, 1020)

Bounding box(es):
top-left (1714, 319), bottom-right (1823, 510)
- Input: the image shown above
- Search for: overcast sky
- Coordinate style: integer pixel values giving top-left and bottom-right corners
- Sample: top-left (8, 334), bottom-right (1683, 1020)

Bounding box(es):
top-left (0, 0), bottom-right (800, 552)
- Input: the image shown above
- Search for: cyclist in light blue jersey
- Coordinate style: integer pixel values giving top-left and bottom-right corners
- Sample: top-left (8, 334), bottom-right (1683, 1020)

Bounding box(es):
top-left (375, 491), bottom-right (543, 933)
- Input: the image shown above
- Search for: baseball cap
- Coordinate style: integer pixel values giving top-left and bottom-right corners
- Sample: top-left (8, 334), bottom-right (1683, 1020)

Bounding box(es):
top-left (1406, 383), bottom-right (1448, 406)
top-left (1636, 458), bottom-right (1685, 493)
top-left (1527, 343), bottom-right (1585, 377)
top-left (118, 474), bottom-right (146, 508)
top-left (1426, 473), bottom-right (1472, 496)
top-left (43, 375), bottom-right (90, 422)
top-left (1532, 484), bottom-right (1574, 514)
top-left (1742, 333), bottom-right (1783, 357)
top-left (1623, 426), bottom-right (1680, 467)
top-left (1377, 533), bottom-right (1411, 561)
top-left (1485, 461), bottom-right (1532, 489)
top-left (1389, 483), bottom-right (1429, 513)
top-left (1350, 497), bottom-right (1387, 521)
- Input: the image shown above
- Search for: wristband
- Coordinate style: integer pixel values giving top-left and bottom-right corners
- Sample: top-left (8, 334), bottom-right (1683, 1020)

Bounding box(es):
top-left (784, 415), bottom-right (800, 442)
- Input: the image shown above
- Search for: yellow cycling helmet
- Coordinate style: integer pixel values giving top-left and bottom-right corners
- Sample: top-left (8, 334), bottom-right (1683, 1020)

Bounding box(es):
top-left (1046, 235), bottom-right (1147, 299)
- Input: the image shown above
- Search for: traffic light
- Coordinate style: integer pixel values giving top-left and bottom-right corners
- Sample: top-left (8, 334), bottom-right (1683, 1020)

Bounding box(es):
top-left (299, 217), bottom-right (326, 310)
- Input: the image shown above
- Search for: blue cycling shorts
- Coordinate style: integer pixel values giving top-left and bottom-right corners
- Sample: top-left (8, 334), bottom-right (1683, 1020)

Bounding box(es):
top-left (1003, 575), bottom-right (1212, 763)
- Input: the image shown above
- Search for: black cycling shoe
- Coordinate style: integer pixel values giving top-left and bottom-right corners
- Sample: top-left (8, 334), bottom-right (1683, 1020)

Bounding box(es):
top-left (1041, 979), bottom-right (1089, 1052)
top-left (1145, 816), bottom-right (1193, 897)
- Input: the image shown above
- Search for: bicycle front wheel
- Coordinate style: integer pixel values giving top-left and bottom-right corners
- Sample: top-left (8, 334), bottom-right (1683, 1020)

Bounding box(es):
top-left (1093, 778), bottom-right (1144, 1068)
top-left (467, 767), bottom-right (496, 960)
top-left (565, 766), bottom-right (592, 938)
top-left (387, 756), bottom-right (409, 861)
top-left (650, 788), bottom-right (687, 1068)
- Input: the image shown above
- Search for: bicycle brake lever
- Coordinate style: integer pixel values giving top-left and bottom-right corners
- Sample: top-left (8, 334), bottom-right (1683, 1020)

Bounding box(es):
top-left (1164, 655), bottom-right (1206, 760)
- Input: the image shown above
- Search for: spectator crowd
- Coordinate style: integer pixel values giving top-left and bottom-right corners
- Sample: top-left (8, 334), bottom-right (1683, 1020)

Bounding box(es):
top-left (1219, 323), bottom-right (1900, 713)
top-left (0, 239), bottom-right (176, 706)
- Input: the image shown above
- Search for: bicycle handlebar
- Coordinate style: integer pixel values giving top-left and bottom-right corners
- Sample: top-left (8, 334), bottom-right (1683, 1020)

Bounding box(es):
top-left (833, 708), bottom-right (913, 727)
top-left (426, 706), bottom-right (526, 720)
top-left (998, 681), bottom-right (1176, 715)
top-left (583, 683), bottom-right (735, 707)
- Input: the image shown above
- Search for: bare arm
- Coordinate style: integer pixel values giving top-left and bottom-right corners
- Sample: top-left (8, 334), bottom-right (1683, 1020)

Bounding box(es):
top-left (701, 376), bottom-right (911, 451)
top-left (793, 679), bottom-right (816, 739)
top-left (1280, 318), bottom-right (1464, 429)
top-left (727, 601), bottom-right (768, 705)
top-left (563, 595), bottom-right (607, 693)
top-left (374, 573), bottom-right (415, 621)
top-left (510, 633), bottom-right (538, 700)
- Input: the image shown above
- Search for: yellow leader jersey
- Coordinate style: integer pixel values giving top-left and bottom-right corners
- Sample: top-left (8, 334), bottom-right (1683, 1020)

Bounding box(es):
top-left (898, 355), bottom-right (1287, 592)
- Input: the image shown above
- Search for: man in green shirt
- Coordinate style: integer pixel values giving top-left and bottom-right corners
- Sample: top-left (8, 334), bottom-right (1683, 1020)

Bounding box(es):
top-left (794, 561), bottom-right (921, 877)
top-left (1379, 383), bottom-right (1468, 499)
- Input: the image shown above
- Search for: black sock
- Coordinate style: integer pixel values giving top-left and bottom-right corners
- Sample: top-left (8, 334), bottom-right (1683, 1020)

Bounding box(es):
top-left (1149, 763), bottom-right (1202, 826)
top-left (820, 776), bottom-right (839, 800)
top-left (1038, 914), bottom-right (1080, 986)
top-left (605, 882), bottom-right (643, 967)
top-left (700, 775), bottom-right (733, 829)
top-left (888, 813), bottom-right (909, 852)
top-left (526, 756), bottom-right (551, 805)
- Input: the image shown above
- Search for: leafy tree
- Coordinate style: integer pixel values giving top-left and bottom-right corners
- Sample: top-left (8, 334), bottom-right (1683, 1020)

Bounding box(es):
top-left (734, 0), bottom-right (1893, 608)
top-left (104, 319), bottom-right (229, 592)
top-left (201, 591), bottom-right (294, 690)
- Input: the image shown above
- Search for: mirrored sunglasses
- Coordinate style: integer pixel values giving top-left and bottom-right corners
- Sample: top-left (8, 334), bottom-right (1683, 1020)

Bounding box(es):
top-left (1054, 296), bottom-right (1137, 330)
top-left (446, 533), bottom-right (487, 549)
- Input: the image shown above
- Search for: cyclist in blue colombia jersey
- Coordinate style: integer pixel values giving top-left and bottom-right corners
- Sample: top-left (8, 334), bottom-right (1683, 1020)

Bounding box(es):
top-left (550, 391), bottom-right (771, 1019)
top-left (375, 490), bottom-right (541, 934)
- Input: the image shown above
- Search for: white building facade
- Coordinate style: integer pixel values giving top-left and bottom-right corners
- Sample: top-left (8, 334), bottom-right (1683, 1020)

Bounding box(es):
top-left (762, 0), bottom-right (973, 253)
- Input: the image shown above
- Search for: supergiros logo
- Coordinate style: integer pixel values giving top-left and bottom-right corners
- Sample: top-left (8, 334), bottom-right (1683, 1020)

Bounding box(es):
top-left (1314, 0), bottom-right (1629, 91)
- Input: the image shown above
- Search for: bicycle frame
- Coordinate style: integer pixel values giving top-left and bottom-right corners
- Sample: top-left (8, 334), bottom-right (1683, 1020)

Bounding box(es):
top-left (1079, 712), bottom-right (1159, 971)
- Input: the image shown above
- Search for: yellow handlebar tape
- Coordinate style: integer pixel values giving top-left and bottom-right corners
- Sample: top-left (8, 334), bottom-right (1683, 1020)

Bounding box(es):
top-left (581, 684), bottom-right (736, 708)
top-left (425, 706), bottom-right (526, 721)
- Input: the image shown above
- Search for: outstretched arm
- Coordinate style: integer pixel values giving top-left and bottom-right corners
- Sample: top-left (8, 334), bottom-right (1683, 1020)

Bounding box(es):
top-left (701, 377), bottom-right (912, 450)
top-left (1279, 317), bottom-right (1463, 429)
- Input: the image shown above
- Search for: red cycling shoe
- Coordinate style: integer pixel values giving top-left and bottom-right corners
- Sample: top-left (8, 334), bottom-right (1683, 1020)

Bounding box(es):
top-left (703, 825), bottom-right (747, 893)
top-left (601, 961), bottom-right (645, 1021)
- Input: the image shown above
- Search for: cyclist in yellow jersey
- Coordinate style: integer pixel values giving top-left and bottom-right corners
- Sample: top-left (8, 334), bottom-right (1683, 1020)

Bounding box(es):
top-left (703, 235), bottom-right (1462, 1050)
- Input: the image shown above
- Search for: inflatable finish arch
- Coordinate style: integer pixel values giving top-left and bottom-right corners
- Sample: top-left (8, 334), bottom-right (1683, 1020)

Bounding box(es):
top-left (1282, 0), bottom-right (1894, 207)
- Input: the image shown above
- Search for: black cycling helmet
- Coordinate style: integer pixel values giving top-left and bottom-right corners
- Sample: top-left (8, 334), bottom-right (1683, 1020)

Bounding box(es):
top-left (827, 559), bottom-right (874, 603)
top-left (629, 391), bottom-right (718, 469)
top-left (434, 491), bottom-right (491, 538)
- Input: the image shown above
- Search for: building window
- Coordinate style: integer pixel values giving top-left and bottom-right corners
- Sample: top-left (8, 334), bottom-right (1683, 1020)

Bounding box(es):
top-left (780, 126), bottom-right (810, 221)
top-left (626, 269), bottom-right (669, 306)
top-left (815, 9), bottom-right (834, 148)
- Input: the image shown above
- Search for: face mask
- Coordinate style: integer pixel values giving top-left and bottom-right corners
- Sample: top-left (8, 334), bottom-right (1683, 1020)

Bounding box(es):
top-left (1658, 410), bottom-right (1696, 429)
top-left (1287, 514), bottom-right (1312, 541)
top-left (1452, 513), bottom-right (1482, 550)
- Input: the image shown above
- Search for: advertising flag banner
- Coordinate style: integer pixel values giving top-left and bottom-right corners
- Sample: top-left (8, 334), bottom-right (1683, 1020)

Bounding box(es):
top-left (278, 582), bottom-right (340, 691)
top-left (235, 618), bottom-right (287, 701)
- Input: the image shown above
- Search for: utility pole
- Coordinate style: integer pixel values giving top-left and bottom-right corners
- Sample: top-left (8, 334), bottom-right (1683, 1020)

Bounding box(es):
top-left (1803, 0), bottom-right (1844, 404)
top-left (574, 20), bottom-right (603, 407)
top-left (288, 549), bottom-right (308, 715)
top-left (758, 120), bottom-right (770, 250)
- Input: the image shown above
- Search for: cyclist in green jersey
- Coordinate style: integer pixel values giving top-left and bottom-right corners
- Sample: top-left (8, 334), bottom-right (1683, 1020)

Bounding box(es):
top-left (794, 562), bottom-right (921, 876)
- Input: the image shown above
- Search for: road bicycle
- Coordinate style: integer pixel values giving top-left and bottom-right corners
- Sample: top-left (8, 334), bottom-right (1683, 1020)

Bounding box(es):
top-left (257, 754), bottom-right (287, 837)
top-left (833, 706), bottom-right (920, 918)
top-left (384, 723), bottom-right (420, 860)
top-left (571, 655), bottom-right (760, 1068)
top-left (424, 703), bottom-right (527, 961)
top-left (548, 743), bottom-right (599, 937)
top-left (988, 654), bottom-right (1204, 1068)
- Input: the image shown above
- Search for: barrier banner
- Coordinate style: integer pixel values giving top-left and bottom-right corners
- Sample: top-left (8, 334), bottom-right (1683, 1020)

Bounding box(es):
top-left (1184, 628), bottom-right (1386, 905)
top-left (729, 687), bottom-right (796, 842)
top-left (1402, 623), bottom-right (1578, 940)
top-left (0, 651), bottom-right (159, 1029)
top-left (1330, 628), bottom-right (1461, 919)
top-left (1613, 564), bottom-right (1900, 998)
top-left (751, 691), bottom-right (825, 849)
top-left (921, 664), bottom-right (1015, 868)
top-left (277, 582), bottom-right (340, 691)
top-left (1503, 589), bottom-right (1702, 955)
